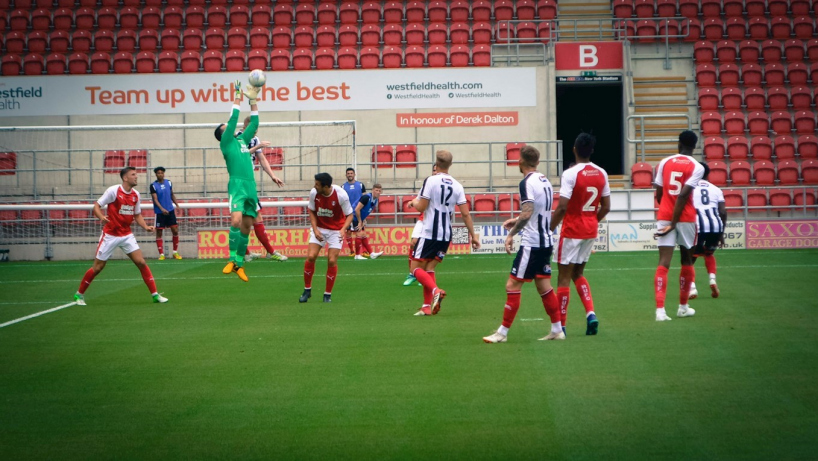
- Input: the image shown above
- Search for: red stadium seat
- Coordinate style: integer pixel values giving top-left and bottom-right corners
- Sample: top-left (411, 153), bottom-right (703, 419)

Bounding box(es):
top-left (292, 48), bottom-right (313, 71)
top-left (473, 45), bottom-right (491, 67)
top-left (768, 0), bottom-right (789, 15)
top-left (205, 28), bottom-right (225, 50)
top-left (338, 25), bottom-right (357, 47)
top-left (382, 46), bottom-right (402, 68)
top-left (185, 6), bottom-right (205, 28)
top-left (5, 32), bottom-right (25, 54)
top-left (127, 150), bottom-right (148, 173)
top-left (273, 4), bottom-right (294, 26)
top-left (795, 111), bottom-right (816, 135)
top-left (337, 47), bottom-right (357, 69)
top-left (360, 24), bottom-right (379, 47)
top-left (767, 86), bottom-right (789, 111)
top-left (701, 0), bottom-right (721, 17)
top-left (72, 30), bottom-right (92, 53)
top-left (473, 22), bottom-right (493, 45)
top-left (27, 31), bottom-right (47, 54)
top-left (406, 1), bottom-right (426, 22)
top-left (136, 51), bottom-right (156, 73)
top-left (339, 2), bottom-right (360, 24)
top-left (494, 0), bottom-right (514, 20)
top-left (721, 87), bottom-right (742, 110)
top-left (31, 8), bottom-right (50, 31)
top-left (405, 46), bottom-right (425, 68)
top-left (68, 52), bottom-right (89, 74)
top-left (450, 22), bottom-right (470, 44)
top-left (725, 18), bottom-right (746, 41)
top-left (50, 30), bottom-right (70, 53)
top-left (472, 1), bottom-right (492, 22)
top-left (371, 145), bottom-right (393, 169)
top-left (746, 189), bottom-right (768, 213)
top-left (428, 46), bottom-right (447, 68)
top-left (539, 21), bottom-right (555, 43)
top-left (614, 0), bottom-right (634, 19)
top-left (802, 160), bottom-right (818, 185)
top-left (748, 111), bottom-right (770, 135)
top-left (761, 40), bottom-right (783, 62)
top-left (694, 41), bottom-right (715, 63)
top-left (183, 29), bottom-right (203, 51)
top-left (473, 194), bottom-right (497, 218)
top-left (793, 16), bottom-right (815, 40)
top-left (498, 195), bottom-right (521, 214)
top-left (748, 17), bottom-right (769, 40)
top-left (140, 7), bottom-right (160, 29)
top-left (742, 63), bottom-right (763, 86)
top-left (808, 40), bottom-right (818, 61)
top-left (636, 20), bottom-right (658, 42)
top-left (249, 28), bottom-right (271, 49)
top-left (450, 45), bottom-right (470, 67)
top-left (91, 30), bottom-right (115, 53)
top-left (203, 50), bottom-right (223, 72)
top-left (248, 49), bottom-right (268, 71)
top-left (788, 63), bottom-right (808, 86)
top-left (225, 50), bottom-right (246, 71)
top-left (657, 0), bottom-right (677, 17)
top-left (723, 189), bottom-right (744, 213)
top-left (765, 63), bottom-right (785, 86)
top-left (752, 160), bottom-right (775, 185)
top-left (744, 87), bottom-right (765, 110)
top-left (703, 18), bottom-right (724, 41)
top-left (769, 188), bottom-right (793, 211)
top-left (361, 2), bottom-right (382, 24)
top-left (113, 52), bottom-right (133, 74)
top-left (295, 3), bottom-right (315, 25)
top-left (9, 9), bottom-right (29, 31)
top-left (315, 47), bottom-right (335, 70)
top-left (811, 63), bottom-right (818, 84)
top-left (450, 1), bottom-right (470, 22)
top-left (52, 8), bottom-right (73, 30)
top-left (771, 17), bottom-right (792, 40)
top-left (382, 24), bottom-right (402, 46)
top-left (798, 136), bottom-right (818, 159)
top-left (179, 51), bottom-right (198, 73)
top-left (785, 39), bottom-right (806, 62)
top-left (395, 145), bottom-right (418, 168)
top-left (739, 40), bottom-right (760, 62)
top-left (658, 19), bottom-right (680, 39)
top-left (707, 161), bottom-right (728, 186)
top-left (696, 64), bottom-right (717, 87)
top-left (727, 136), bottom-right (749, 160)
top-left (317, 3), bottom-right (337, 25)
top-left (716, 40), bottom-right (737, 62)
top-left (360, 47), bottom-right (380, 69)
top-left (777, 160), bottom-right (800, 185)
top-left (751, 136), bottom-right (773, 160)
top-left (793, 188), bottom-right (817, 207)
top-left (104, 150), bottom-right (126, 174)
top-left (383, 3), bottom-right (404, 24)
top-left (162, 6), bottom-right (183, 29)
top-left (425, 22), bottom-right (447, 45)
top-left (724, 112), bottom-right (745, 135)
top-left (730, 160), bottom-right (752, 185)
top-left (138, 29), bottom-right (159, 52)
top-left (704, 137), bottom-right (726, 160)
top-left (679, 0), bottom-right (699, 18)
top-left (538, 0), bottom-right (557, 19)
top-left (270, 49), bottom-right (291, 71)
top-left (261, 148), bottom-right (284, 171)
top-left (771, 112), bottom-right (793, 136)
top-left (160, 29), bottom-right (181, 52)
top-left (23, 53), bottom-right (44, 75)
top-left (250, 5), bottom-right (271, 27)
top-left (406, 23), bottom-right (425, 45)
top-left (719, 64), bottom-right (740, 86)
top-left (428, 1), bottom-right (449, 22)
top-left (506, 143), bottom-right (526, 166)
top-left (227, 28), bottom-right (248, 50)
top-left (631, 162), bottom-right (654, 188)
top-left (701, 112), bottom-right (722, 135)
top-left (272, 27), bottom-right (293, 49)
top-left (774, 135), bottom-right (796, 160)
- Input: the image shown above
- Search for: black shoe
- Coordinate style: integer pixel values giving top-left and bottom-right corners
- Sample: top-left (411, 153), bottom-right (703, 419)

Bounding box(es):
top-left (299, 289), bottom-right (311, 303)
top-left (323, 294), bottom-right (332, 303)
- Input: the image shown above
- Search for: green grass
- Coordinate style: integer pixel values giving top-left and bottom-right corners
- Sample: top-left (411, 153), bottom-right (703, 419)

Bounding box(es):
top-left (1, 250), bottom-right (817, 460)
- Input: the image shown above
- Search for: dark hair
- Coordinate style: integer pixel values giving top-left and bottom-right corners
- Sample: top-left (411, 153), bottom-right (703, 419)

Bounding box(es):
top-left (153, 166), bottom-right (165, 173)
top-left (574, 132), bottom-right (596, 158)
top-left (314, 172), bottom-right (333, 187)
top-left (214, 123), bottom-right (225, 141)
top-left (700, 161), bottom-right (710, 180)
top-left (372, 183), bottom-right (382, 189)
top-left (346, 167), bottom-right (355, 173)
top-left (679, 130), bottom-right (698, 150)
top-left (120, 166), bottom-right (136, 178)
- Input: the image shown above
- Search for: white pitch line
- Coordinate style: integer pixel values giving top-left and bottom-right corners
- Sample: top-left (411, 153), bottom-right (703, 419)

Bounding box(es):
top-left (0, 263), bottom-right (815, 285)
top-left (0, 301), bottom-right (75, 305)
top-left (0, 302), bottom-right (76, 329)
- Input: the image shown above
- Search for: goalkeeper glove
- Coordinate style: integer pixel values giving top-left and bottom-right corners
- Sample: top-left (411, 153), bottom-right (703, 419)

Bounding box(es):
top-left (243, 85), bottom-right (261, 105)
top-left (233, 80), bottom-right (242, 100)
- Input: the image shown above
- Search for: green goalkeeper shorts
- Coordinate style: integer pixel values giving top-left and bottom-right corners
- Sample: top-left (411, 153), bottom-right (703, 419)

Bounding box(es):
top-left (228, 178), bottom-right (258, 218)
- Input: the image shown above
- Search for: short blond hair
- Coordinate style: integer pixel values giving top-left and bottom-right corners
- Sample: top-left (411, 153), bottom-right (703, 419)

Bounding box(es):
top-left (520, 146), bottom-right (540, 167)
top-left (435, 150), bottom-right (453, 170)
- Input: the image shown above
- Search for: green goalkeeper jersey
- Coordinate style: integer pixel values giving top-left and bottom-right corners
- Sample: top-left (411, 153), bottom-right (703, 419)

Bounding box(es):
top-left (220, 105), bottom-right (258, 181)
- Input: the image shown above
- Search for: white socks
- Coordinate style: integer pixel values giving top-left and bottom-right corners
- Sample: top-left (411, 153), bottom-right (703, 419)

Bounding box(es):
top-left (497, 325), bottom-right (509, 336)
top-left (551, 322), bottom-right (562, 334)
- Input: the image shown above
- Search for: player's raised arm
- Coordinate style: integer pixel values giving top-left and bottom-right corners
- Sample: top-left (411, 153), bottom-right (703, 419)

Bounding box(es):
top-left (221, 81), bottom-right (243, 149)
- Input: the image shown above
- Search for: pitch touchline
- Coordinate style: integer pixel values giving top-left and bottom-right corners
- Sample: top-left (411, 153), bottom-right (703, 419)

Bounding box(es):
top-left (0, 263), bottom-right (815, 285)
top-left (0, 302), bottom-right (76, 329)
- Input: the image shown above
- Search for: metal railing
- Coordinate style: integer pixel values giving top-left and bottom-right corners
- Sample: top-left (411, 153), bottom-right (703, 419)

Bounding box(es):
top-left (627, 114), bottom-right (692, 161)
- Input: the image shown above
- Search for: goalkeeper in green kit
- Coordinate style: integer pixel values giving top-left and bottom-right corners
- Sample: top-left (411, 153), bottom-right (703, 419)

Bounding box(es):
top-left (214, 81), bottom-right (263, 282)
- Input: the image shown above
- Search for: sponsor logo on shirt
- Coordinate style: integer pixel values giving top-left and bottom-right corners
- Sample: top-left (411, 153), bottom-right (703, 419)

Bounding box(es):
top-left (120, 204), bottom-right (135, 215)
top-left (317, 207), bottom-right (334, 217)
top-left (442, 178), bottom-right (453, 185)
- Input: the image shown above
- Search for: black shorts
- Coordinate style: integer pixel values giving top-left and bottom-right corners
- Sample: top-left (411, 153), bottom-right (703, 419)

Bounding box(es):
top-left (510, 246), bottom-right (553, 282)
top-left (412, 238), bottom-right (450, 262)
top-left (694, 232), bottom-right (721, 256)
top-left (154, 210), bottom-right (178, 229)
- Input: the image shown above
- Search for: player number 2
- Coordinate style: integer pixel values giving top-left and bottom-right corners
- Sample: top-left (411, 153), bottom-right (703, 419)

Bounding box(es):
top-left (582, 187), bottom-right (599, 212)
top-left (668, 171), bottom-right (683, 196)
top-left (440, 185), bottom-right (453, 206)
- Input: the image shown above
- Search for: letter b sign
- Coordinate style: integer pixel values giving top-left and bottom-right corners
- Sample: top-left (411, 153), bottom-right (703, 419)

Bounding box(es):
top-left (579, 45), bottom-right (599, 68)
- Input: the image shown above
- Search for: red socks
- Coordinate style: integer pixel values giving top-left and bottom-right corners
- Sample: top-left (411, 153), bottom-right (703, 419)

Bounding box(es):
top-left (253, 223), bottom-right (276, 255)
top-left (139, 264), bottom-right (157, 294)
top-left (705, 254), bottom-right (717, 275)
top-left (655, 266), bottom-right (669, 308)
top-left (361, 236), bottom-right (373, 253)
top-left (680, 265), bottom-right (695, 304)
top-left (574, 276), bottom-right (595, 314)
top-left (156, 238), bottom-right (163, 254)
top-left (303, 260), bottom-right (315, 289)
top-left (172, 235), bottom-right (179, 252)
top-left (540, 289), bottom-right (561, 324)
top-left (346, 237), bottom-right (355, 254)
top-left (325, 265), bottom-right (338, 294)
top-left (502, 291), bottom-right (521, 328)
top-left (557, 287), bottom-right (570, 326)
top-left (77, 268), bottom-right (97, 294)
top-left (412, 268), bottom-right (437, 291)
top-left (355, 237), bottom-right (363, 255)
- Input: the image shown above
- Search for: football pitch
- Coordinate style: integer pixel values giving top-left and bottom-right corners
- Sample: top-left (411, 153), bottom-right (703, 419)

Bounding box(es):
top-left (1, 249), bottom-right (817, 460)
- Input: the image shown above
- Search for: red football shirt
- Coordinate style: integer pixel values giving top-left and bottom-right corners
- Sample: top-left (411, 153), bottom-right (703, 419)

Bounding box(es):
top-left (655, 154), bottom-right (705, 222)
top-left (97, 184), bottom-right (141, 237)
top-left (560, 162), bottom-right (611, 239)
top-left (309, 185), bottom-right (353, 230)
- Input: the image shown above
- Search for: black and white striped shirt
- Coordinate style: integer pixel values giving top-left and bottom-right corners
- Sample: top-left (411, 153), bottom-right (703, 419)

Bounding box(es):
top-left (519, 171), bottom-right (554, 248)
top-left (693, 180), bottom-right (725, 234)
top-left (417, 173), bottom-right (467, 242)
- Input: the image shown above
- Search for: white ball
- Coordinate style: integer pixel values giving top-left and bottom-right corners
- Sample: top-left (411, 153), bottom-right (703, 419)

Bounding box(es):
top-left (248, 69), bottom-right (266, 87)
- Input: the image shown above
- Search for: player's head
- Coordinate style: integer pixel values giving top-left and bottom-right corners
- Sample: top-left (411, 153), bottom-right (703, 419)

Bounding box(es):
top-left (345, 167), bottom-right (355, 182)
top-left (314, 172), bottom-right (333, 195)
top-left (153, 166), bottom-right (165, 181)
top-left (519, 145), bottom-right (540, 172)
top-left (700, 161), bottom-right (710, 180)
top-left (678, 130), bottom-right (698, 154)
top-left (120, 166), bottom-right (138, 186)
top-left (214, 123), bottom-right (226, 141)
top-left (573, 132), bottom-right (596, 160)
top-left (243, 116), bottom-right (251, 129)
top-left (435, 150), bottom-right (453, 171)
top-left (372, 183), bottom-right (382, 198)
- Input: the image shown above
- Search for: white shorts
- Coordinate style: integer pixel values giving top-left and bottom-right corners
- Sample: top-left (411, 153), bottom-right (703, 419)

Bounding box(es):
top-left (656, 221), bottom-right (697, 249)
top-left (95, 233), bottom-right (140, 261)
top-left (556, 237), bottom-right (594, 265)
top-left (411, 220), bottom-right (423, 239)
top-left (309, 227), bottom-right (343, 250)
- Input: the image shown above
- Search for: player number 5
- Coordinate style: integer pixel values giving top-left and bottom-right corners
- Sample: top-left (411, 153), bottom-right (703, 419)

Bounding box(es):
top-left (582, 187), bottom-right (599, 212)
top-left (668, 171), bottom-right (683, 196)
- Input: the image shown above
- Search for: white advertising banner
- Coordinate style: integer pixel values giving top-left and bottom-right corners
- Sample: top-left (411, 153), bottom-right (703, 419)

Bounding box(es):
top-left (608, 221), bottom-right (746, 252)
top-left (471, 224), bottom-right (521, 255)
top-left (0, 67), bottom-right (537, 117)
